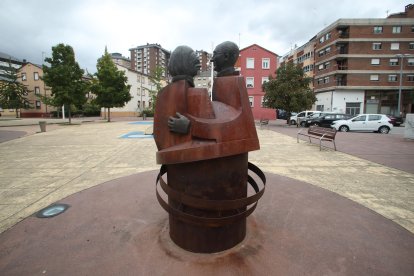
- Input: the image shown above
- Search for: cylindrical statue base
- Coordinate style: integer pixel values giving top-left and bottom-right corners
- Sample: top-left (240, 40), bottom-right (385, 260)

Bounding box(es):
top-left (167, 153), bottom-right (248, 253)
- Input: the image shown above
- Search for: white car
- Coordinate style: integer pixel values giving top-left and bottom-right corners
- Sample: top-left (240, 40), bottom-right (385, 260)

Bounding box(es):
top-left (331, 114), bottom-right (393, 134)
top-left (290, 110), bottom-right (322, 126)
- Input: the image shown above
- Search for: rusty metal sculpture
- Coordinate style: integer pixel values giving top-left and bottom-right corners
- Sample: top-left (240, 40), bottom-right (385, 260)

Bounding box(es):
top-left (154, 42), bottom-right (265, 253)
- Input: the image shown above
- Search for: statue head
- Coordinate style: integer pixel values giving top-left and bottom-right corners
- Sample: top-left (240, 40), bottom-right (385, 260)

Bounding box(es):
top-left (168, 45), bottom-right (201, 86)
top-left (211, 41), bottom-right (239, 76)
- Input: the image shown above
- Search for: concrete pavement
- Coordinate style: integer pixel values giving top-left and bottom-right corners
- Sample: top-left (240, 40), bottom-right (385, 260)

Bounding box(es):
top-left (0, 118), bottom-right (413, 235)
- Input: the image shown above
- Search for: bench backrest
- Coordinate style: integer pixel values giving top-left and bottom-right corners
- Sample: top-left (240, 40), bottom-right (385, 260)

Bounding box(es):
top-left (308, 126), bottom-right (337, 139)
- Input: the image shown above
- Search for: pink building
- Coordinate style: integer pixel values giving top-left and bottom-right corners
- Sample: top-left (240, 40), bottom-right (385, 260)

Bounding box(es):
top-left (238, 44), bottom-right (278, 120)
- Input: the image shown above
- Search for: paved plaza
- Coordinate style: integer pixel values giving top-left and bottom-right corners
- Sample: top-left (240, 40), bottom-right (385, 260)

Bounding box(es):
top-left (0, 118), bottom-right (413, 234)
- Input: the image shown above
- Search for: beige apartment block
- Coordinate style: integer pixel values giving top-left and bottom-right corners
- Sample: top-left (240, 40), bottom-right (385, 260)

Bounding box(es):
top-left (19, 62), bottom-right (56, 117)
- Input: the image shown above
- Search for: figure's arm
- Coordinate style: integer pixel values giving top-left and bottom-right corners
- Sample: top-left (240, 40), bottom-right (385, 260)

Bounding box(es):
top-left (168, 112), bottom-right (191, 134)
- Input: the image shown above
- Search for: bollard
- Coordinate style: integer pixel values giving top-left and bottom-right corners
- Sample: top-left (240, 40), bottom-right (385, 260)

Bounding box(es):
top-left (39, 121), bottom-right (47, 132)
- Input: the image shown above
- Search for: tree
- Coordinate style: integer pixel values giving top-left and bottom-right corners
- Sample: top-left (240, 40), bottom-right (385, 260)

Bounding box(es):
top-left (263, 63), bottom-right (316, 123)
top-left (42, 43), bottom-right (87, 124)
top-left (0, 61), bottom-right (31, 117)
top-left (91, 48), bottom-right (131, 122)
top-left (144, 66), bottom-right (165, 114)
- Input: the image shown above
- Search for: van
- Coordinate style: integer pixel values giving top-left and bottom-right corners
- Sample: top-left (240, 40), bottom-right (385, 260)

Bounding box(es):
top-left (290, 110), bottom-right (322, 126)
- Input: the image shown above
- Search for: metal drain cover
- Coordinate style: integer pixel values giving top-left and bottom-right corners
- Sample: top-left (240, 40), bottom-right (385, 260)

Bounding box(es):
top-left (36, 203), bottom-right (70, 218)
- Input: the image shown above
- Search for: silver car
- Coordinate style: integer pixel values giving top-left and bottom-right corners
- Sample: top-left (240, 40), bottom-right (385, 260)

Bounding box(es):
top-left (331, 114), bottom-right (393, 134)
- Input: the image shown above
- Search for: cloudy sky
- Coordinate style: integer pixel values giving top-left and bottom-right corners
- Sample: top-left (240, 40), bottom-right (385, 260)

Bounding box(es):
top-left (0, 0), bottom-right (408, 73)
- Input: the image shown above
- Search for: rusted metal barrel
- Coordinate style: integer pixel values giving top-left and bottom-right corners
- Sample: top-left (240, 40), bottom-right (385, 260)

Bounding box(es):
top-left (156, 154), bottom-right (265, 253)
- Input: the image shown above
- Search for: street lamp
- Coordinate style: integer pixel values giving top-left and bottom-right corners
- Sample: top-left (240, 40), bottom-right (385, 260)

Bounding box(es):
top-left (396, 54), bottom-right (412, 116)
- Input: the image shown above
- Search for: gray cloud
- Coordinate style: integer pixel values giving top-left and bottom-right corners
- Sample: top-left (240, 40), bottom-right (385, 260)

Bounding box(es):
top-left (0, 0), bottom-right (407, 72)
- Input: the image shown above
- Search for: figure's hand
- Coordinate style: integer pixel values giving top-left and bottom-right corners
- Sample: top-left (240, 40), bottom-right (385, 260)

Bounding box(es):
top-left (168, 112), bottom-right (190, 134)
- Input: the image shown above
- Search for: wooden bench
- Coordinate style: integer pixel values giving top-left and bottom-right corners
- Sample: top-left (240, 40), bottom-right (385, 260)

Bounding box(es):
top-left (297, 126), bottom-right (337, 151)
top-left (259, 118), bottom-right (269, 129)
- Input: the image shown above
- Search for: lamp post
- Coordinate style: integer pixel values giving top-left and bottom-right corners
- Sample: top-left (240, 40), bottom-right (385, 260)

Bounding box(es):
top-left (396, 54), bottom-right (404, 116)
top-left (396, 54), bottom-right (413, 116)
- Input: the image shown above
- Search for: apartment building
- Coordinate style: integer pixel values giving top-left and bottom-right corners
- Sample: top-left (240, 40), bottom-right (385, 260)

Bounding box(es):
top-left (0, 52), bottom-right (25, 116)
top-left (238, 44), bottom-right (279, 119)
top-left (194, 70), bottom-right (212, 97)
top-left (129, 43), bottom-right (170, 78)
top-left (281, 39), bottom-right (316, 90)
top-left (111, 52), bottom-right (131, 68)
top-left (19, 62), bottom-right (56, 117)
top-left (195, 50), bottom-right (212, 72)
top-left (313, 4), bottom-right (414, 116)
top-left (106, 64), bottom-right (166, 117)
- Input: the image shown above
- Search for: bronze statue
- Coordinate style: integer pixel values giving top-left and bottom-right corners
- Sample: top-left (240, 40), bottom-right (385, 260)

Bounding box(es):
top-left (212, 41), bottom-right (240, 77)
top-left (154, 43), bottom-right (265, 253)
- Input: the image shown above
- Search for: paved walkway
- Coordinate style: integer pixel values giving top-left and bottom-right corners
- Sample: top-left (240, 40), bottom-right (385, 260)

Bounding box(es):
top-left (0, 119), bottom-right (413, 235)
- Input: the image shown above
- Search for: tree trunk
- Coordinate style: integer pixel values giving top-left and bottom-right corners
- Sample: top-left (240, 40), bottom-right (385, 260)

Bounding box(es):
top-left (15, 108), bottom-right (19, 118)
top-left (68, 106), bottom-right (72, 124)
top-left (108, 107), bottom-right (111, 122)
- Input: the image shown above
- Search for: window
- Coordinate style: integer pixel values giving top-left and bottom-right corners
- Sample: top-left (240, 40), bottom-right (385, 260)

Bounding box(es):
top-left (409, 58), bottom-right (414, 66)
top-left (261, 77), bottom-right (269, 84)
top-left (325, 32), bottom-right (331, 40)
top-left (318, 50), bottom-right (324, 57)
top-left (373, 26), bottom-right (383, 34)
top-left (261, 96), bottom-right (265, 107)
top-left (248, 96), bottom-right (254, 107)
top-left (407, 75), bottom-right (414, 82)
top-left (371, 58), bottom-right (380, 65)
top-left (410, 42), bottom-right (414, 50)
top-left (389, 58), bottom-right (399, 66)
top-left (246, 58), bottom-right (254, 69)
top-left (35, 87), bottom-right (40, 95)
top-left (325, 47), bottom-right (331, 54)
top-left (137, 101), bottom-right (140, 108)
top-left (319, 36), bottom-right (325, 43)
top-left (392, 26), bottom-right (402, 33)
top-left (246, 77), bottom-right (254, 88)
top-left (412, 26), bottom-right (414, 32)
top-left (318, 64), bottom-right (324, 70)
top-left (21, 73), bottom-right (26, 81)
top-left (346, 102), bottom-right (361, 115)
top-left (390, 43), bottom-right (400, 50)
top-left (34, 72), bottom-right (39, 80)
top-left (262, 58), bottom-right (270, 69)
top-left (353, 115), bottom-right (366, 122)
top-left (372, 43), bottom-right (382, 50)
top-left (368, 115), bottom-right (381, 121)
top-left (388, 75), bottom-right (398, 82)
top-left (36, 100), bottom-right (41, 109)
top-left (325, 62), bottom-right (330, 69)
top-left (137, 87), bottom-right (140, 96)
top-left (370, 75), bottom-right (379, 81)
top-left (324, 77), bottom-right (329, 84)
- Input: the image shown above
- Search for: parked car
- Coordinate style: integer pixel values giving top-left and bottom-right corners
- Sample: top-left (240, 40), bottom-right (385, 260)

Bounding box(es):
top-left (305, 113), bottom-right (353, 128)
top-left (331, 114), bottom-right (393, 134)
top-left (386, 114), bottom-right (403, 127)
top-left (276, 109), bottom-right (297, 120)
top-left (290, 110), bottom-right (322, 126)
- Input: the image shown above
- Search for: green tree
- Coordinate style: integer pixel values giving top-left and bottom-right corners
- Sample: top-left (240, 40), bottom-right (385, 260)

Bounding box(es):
top-left (91, 48), bottom-right (131, 122)
top-left (263, 63), bottom-right (316, 123)
top-left (0, 61), bottom-right (31, 118)
top-left (144, 66), bottom-right (165, 114)
top-left (42, 43), bottom-right (87, 124)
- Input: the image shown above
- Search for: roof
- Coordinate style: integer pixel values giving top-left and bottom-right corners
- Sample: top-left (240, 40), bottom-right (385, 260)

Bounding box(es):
top-left (20, 62), bottom-right (42, 70)
top-left (129, 43), bottom-right (171, 54)
top-left (0, 51), bottom-right (23, 63)
top-left (240, 44), bottom-right (278, 56)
